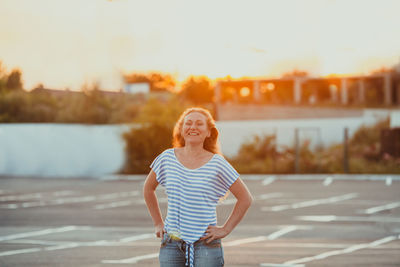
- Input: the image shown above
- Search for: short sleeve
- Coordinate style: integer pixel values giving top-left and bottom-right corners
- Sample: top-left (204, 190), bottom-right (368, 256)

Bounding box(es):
top-left (150, 151), bottom-right (167, 186)
top-left (215, 155), bottom-right (240, 196)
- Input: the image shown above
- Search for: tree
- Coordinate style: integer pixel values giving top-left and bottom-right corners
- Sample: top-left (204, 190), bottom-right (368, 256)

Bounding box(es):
top-left (6, 69), bottom-right (23, 90)
top-left (124, 72), bottom-right (176, 92)
top-left (121, 97), bottom-right (187, 173)
top-left (180, 76), bottom-right (213, 104)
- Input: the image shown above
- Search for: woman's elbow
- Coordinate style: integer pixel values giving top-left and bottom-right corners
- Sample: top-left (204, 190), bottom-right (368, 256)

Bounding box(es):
top-left (241, 193), bottom-right (253, 208)
top-left (247, 194), bottom-right (254, 207)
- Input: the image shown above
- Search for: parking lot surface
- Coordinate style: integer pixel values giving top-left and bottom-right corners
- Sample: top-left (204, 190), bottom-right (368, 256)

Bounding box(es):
top-left (0, 174), bottom-right (399, 266)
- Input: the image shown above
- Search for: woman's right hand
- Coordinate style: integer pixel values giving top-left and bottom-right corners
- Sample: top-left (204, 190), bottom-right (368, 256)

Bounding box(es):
top-left (155, 222), bottom-right (165, 238)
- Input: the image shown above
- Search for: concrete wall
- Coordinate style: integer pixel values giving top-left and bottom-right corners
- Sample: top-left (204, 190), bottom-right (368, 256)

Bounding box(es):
top-left (0, 109), bottom-right (395, 177)
top-left (0, 124), bottom-right (130, 177)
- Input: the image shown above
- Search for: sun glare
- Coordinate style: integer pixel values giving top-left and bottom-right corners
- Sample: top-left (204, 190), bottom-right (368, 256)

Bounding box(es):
top-left (0, 0), bottom-right (399, 90)
top-left (240, 87), bottom-right (251, 97)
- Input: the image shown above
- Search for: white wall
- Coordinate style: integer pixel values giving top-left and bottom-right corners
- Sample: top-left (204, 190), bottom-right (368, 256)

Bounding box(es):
top-left (0, 124), bottom-right (130, 177)
top-left (0, 109), bottom-right (393, 177)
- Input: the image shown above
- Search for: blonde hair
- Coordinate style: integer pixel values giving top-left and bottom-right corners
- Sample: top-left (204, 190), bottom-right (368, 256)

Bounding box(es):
top-left (172, 107), bottom-right (221, 155)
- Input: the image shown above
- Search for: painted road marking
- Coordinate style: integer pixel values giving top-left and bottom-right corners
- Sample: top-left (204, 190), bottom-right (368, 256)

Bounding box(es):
top-left (5, 234), bottom-right (154, 247)
top-left (262, 176), bottom-right (276, 186)
top-left (0, 232), bottom-right (154, 258)
top-left (386, 176), bottom-right (392, 186)
top-left (0, 191), bottom-right (75, 202)
top-left (6, 239), bottom-right (69, 246)
top-left (102, 253), bottom-right (159, 264)
top-left (95, 200), bottom-right (133, 210)
top-left (99, 226), bottom-right (305, 264)
top-left (224, 226), bottom-right (305, 247)
top-left (256, 193), bottom-right (284, 200)
top-left (0, 248), bottom-right (43, 257)
top-left (323, 176), bottom-right (333, 186)
top-left (222, 193), bottom-right (283, 206)
top-left (52, 190), bottom-right (75, 197)
top-left (0, 226), bottom-right (80, 242)
top-left (118, 233), bottom-right (154, 243)
top-left (0, 191), bottom-right (139, 209)
top-left (45, 242), bottom-right (80, 251)
top-left (267, 226), bottom-right (299, 240)
top-left (282, 235), bottom-right (400, 265)
top-left (297, 215), bottom-right (400, 223)
top-left (0, 193), bottom-right (43, 202)
top-left (262, 193), bottom-right (358, 212)
top-left (261, 264), bottom-right (304, 267)
top-left (364, 201), bottom-right (400, 214)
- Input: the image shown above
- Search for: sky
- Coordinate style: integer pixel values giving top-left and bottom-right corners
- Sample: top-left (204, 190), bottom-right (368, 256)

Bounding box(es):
top-left (1, 0), bottom-right (400, 91)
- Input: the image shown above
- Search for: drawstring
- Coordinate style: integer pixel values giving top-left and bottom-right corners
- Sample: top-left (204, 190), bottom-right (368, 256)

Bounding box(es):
top-left (185, 242), bottom-right (194, 267)
top-left (165, 233), bottom-right (195, 267)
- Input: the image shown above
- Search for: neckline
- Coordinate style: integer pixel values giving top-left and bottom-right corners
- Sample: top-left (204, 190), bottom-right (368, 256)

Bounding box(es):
top-left (172, 148), bottom-right (216, 171)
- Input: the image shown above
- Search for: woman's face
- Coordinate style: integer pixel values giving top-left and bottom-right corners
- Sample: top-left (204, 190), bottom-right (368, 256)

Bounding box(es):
top-left (181, 112), bottom-right (210, 145)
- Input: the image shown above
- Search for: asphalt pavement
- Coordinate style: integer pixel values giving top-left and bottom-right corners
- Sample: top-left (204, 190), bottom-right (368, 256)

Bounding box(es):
top-left (0, 174), bottom-right (399, 267)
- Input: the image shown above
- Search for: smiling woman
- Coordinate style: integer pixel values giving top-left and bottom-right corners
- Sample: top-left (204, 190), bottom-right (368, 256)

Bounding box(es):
top-left (143, 107), bottom-right (253, 267)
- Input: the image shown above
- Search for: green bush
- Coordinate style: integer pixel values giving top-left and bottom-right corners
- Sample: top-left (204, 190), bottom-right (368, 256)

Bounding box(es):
top-left (121, 97), bottom-right (188, 174)
top-left (230, 118), bottom-right (400, 174)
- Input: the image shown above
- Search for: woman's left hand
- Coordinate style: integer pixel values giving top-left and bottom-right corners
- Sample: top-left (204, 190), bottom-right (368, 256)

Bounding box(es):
top-left (200, 225), bottom-right (229, 243)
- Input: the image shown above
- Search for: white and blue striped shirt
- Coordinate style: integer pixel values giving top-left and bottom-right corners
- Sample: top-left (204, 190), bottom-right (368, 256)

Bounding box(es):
top-left (150, 148), bottom-right (239, 267)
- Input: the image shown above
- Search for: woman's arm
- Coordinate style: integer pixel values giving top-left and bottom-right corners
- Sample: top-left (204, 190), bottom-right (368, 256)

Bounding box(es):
top-left (200, 177), bottom-right (253, 243)
top-left (143, 170), bottom-right (165, 238)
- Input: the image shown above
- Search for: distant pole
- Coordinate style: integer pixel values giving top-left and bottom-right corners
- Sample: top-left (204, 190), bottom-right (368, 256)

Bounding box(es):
top-left (295, 128), bottom-right (300, 173)
top-left (343, 127), bottom-right (349, 173)
top-left (273, 128), bottom-right (277, 173)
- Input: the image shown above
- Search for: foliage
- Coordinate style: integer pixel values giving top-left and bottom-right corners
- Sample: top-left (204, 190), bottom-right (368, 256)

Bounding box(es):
top-left (121, 97), bottom-right (188, 173)
top-left (230, 118), bottom-right (400, 174)
top-left (6, 69), bottom-right (23, 90)
top-left (0, 82), bottom-right (147, 124)
top-left (124, 72), bottom-right (175, 92)
top-left (179, 76), bottom-right (214, 104)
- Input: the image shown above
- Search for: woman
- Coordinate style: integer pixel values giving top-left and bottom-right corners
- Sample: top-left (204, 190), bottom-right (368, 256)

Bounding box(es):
top-left (143, 107), bottom-right (253, 267)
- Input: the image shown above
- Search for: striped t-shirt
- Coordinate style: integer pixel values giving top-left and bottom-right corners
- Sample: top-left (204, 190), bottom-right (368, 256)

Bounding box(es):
top-left (150, 148), bottom-right (239, 267)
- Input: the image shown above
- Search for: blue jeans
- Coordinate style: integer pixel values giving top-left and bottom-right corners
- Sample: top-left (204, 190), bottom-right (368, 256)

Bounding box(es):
top-left (159, 233), bottom-right (224, 267)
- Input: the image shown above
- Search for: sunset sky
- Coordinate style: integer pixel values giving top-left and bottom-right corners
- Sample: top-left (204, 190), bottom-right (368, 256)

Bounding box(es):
top-left (1, 0), bottom-right (400, 91)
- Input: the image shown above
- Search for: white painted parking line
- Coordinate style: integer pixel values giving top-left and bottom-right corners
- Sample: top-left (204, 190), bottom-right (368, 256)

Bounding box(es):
top-left (262, 176), bottom-right (276, 186)
top-left (52, 190), bottom-right (75, 197)
top-left (261, 264), bottom-right (304, 267)
top-left (45, 242), bottom-right (80, 251)
top-left (95, 200), bottom-right (133, 210)
top-left (224, 226), bottom-right (304, 247)
top-left (262, 193), bottom-right (358, 212)
top-left (364, 201), bottom-right (400, 214)
top-left (102, 253), bottom-right (159, 264)
top-left (386, 176), bottom-right (392, 186)
top-left (0, 191), bottom-right (75, 202)
top-left (323, 176), bottom-right (333, 186)
top-left (0, 247), bottom-right (43, 257)
top-left (282, 235), bottom-right (399, 265)
top-left (0, 226), bottom-right (79, 242)
top-left (224, 236), bottom-right (268, 246)
top-left (267, 226), bottom-right (298, 240)
top-left (297, 215), bottom-right (400, 223)
top-left (6, 239), bottom-right (69, 246)
top-left (0, 232), bottom-right (154, 258)
top-left (118, 233), bottom-right (154, 243)
top-left (0, 191), bottom-right (139, 209)
top-left (256, 193), bottom-right (284, 200)
top-left (0, 193), bottom-right (43, 202)
top-left (222, 193), bottom-right (283, 206)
